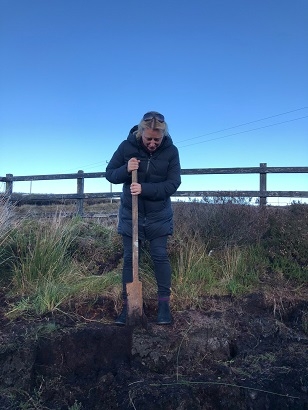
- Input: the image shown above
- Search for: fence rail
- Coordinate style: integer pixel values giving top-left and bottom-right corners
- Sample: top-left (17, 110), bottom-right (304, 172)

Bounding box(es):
top-left (1, 163), bottom-right (308, 215)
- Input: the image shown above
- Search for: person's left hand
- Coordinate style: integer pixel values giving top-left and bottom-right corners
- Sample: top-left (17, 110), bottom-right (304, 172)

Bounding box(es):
top-left (130, 182), bottom-right (142, 195)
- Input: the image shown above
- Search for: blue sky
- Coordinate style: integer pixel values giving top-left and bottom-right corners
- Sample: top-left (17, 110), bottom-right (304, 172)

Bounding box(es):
top-left (0, 0), bottom-right (307, 202)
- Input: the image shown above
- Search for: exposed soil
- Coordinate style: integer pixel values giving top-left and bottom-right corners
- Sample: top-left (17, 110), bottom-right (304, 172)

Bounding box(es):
top-left (0, 289), bottom-right (308, 410)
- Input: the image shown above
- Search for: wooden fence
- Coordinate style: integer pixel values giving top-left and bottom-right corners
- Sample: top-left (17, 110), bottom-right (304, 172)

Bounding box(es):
top-left (1, 163), bottom-right (308, 215)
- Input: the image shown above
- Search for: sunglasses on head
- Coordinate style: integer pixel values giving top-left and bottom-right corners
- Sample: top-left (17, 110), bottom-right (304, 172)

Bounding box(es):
top-left (142, 112), bottom-right (165, 123)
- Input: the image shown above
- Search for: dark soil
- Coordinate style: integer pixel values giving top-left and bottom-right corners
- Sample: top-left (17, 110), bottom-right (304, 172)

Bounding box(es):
top-left (0, 290), bottom-right (308, 410)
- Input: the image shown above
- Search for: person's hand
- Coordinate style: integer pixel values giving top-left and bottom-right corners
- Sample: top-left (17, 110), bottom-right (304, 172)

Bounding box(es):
top-left (127, 157), bottom-right (140, 173)
top-left (130, 182), bottom-right (142, 195)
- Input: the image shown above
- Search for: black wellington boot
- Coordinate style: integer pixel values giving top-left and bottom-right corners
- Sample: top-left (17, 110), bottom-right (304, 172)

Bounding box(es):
top-left (115, 304), bottom-right (127, 326)
top-left (157, 301), bottom-right (172, 325)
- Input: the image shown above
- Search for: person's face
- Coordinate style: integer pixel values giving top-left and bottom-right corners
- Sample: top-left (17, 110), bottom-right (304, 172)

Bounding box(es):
top-left (141, 128), bottom-right (164, 152)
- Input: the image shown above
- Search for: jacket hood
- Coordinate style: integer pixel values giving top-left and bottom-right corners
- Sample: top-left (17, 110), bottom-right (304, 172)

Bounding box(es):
top-left (128, 125), bottom-right (138, 135)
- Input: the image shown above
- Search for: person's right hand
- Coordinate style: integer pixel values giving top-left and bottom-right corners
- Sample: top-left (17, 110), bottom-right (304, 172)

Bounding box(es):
top-left (127, 157), bottom-right (140, 173)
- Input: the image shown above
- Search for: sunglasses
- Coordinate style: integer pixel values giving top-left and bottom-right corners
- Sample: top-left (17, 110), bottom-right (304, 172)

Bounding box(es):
top-left (142, 112), bottom-right (165, 123)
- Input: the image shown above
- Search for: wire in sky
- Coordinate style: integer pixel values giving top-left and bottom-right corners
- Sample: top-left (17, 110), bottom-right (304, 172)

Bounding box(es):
top-left (68, 107), bottom-right (308, 171)
top-left (62, 160), bottom-right (108, 173)
top-left (177, 115), bottom-right (308, 148)
top-left (177, 106), bottom-right (308, 144)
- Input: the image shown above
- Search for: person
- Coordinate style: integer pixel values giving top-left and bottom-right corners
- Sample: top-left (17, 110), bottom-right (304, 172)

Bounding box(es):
top-left (105, 111), bottom-right (181, 325)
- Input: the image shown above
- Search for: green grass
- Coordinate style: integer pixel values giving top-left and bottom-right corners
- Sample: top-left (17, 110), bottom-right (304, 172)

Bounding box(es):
top-left (170, 240), bottom-right (266, 308)
top-left (0, 200), bottom-right (307, 318)
top-left (5, 214), bottom-right (122, 317)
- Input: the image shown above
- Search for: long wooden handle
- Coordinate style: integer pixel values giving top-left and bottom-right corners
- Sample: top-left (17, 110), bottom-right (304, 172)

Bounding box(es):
top-left (132, 170), bottom-right (139, 282)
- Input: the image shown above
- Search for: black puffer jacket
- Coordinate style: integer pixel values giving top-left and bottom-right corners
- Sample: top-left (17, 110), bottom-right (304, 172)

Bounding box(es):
top-left (105, 126), bottom-right (181, 240)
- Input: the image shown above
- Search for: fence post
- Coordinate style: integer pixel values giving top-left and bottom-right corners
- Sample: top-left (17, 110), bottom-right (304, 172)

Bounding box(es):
top-left (259, 163), bottom-right (267, 206)
top-left (77, 170), bottom-right (84, 216)
top-left (5, 174), bottom-right (13, 198)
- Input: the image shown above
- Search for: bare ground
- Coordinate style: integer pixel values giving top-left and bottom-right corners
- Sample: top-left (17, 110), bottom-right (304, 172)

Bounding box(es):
top-left (0, 287), bottom-right (308, 410)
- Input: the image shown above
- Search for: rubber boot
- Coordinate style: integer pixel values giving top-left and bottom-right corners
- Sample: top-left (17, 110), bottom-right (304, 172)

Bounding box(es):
top-left (115, 303), bottom-right (127, 326)
top-left (157, 300), bottom-right (172, 325)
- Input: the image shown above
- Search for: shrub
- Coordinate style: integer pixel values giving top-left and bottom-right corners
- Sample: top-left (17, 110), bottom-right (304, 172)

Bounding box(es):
top-left (70, 219), bottom-right (123, 275)
top-left (172, 201), bottom-right (269, 251)
top-left (261, 203), bottom-right (308, 282)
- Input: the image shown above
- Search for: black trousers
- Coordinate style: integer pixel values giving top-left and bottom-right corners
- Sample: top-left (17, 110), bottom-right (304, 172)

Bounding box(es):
top-left (121, 234), bottom-right (171, 299)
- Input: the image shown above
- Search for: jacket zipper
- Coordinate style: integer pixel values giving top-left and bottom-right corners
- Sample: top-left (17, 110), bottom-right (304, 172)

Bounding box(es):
top-left (145, 155), bottom-right (152, 175)
top-left (142, 154), bottom-right (152, 230)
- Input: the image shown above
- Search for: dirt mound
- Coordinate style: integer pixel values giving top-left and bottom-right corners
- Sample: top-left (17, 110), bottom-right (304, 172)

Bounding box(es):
top-left (0, 293), bottom-right (308, 409)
